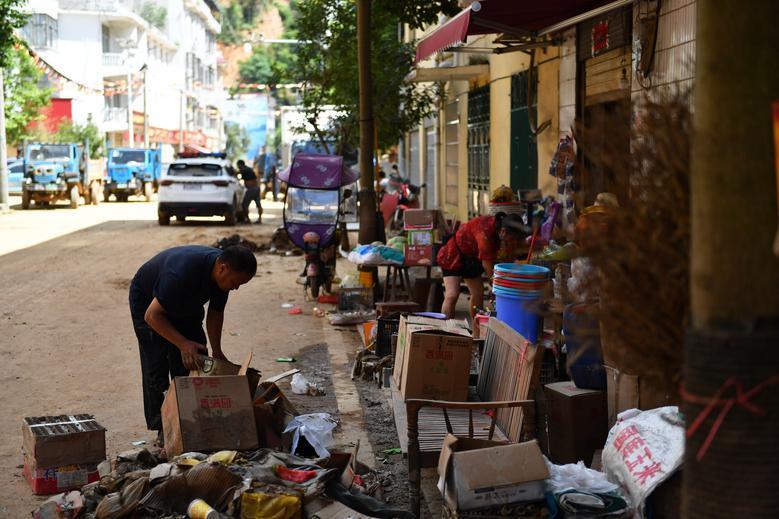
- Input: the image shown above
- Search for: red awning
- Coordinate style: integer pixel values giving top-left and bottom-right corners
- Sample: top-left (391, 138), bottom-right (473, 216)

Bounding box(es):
top-left (415, 0), bottom-right (619, 63)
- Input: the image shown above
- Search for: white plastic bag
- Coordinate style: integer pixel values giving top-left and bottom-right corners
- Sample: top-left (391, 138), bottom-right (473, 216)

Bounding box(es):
top-left (601, 406), bottom-right (684, 517)
top-left (545, 458), bottom-right (619, 494)
top-left (290, 373), bottom-right (310, 395)
top-left (283, 413), bottom-right (338, 458)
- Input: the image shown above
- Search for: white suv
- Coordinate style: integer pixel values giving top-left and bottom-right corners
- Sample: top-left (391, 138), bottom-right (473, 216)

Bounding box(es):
top-left (157, 157), bottom-right (246, 225)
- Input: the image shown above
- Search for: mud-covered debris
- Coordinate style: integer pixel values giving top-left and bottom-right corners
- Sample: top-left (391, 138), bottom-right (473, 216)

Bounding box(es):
top-left (213, 234), bottom-right (267, 252)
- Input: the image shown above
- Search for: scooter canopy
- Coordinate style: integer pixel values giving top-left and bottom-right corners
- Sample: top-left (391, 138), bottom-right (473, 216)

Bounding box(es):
top-left (278, 153), bottom-right (359, 189)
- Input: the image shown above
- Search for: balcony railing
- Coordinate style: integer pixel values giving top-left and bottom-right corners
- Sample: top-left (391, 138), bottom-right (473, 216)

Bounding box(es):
top-left (102, 53), bottom-right (124, 67)
top-left (104, 107), bottom-right (128, 123)
top-left (60, 0), bottom-right (119, 11)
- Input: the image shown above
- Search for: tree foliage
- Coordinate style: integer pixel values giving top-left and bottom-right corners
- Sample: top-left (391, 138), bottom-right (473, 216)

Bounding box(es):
top-left (224, 122), bottom-right (250, 162)
top-left (55, 120), bottom-right (104, 158)
top-left (139, 1), bottom-right (167, 30)
top-left (0, 0), bottom-right (27, 68)
top-left (218, 0), bottom-right (276, 44)
top-left (3, 45), bottom-right (51, 146)
top-left (287, 0), bottom-right (452, 152)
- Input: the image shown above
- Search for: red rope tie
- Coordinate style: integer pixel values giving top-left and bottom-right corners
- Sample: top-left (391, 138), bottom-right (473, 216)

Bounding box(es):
top-left (680, 374), bottom-right (779, 461)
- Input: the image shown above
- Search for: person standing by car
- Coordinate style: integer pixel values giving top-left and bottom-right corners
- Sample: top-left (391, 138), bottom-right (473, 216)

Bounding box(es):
top-left (238, 159), bottom-right (262, 224)
top-left (129, 245), bottom-right (257, 442)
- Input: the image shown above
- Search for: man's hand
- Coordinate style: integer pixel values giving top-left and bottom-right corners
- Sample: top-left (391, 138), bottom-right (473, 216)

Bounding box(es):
top-left (179, 340), bottom-right (207, 371)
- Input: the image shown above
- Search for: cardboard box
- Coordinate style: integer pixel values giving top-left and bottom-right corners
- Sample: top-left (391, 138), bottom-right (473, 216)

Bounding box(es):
top-left (403, 209), bottom-right (441, 230)
top-left (544, 381), bottom-right (608, 465)
top-left (193, 354), bottom-right (261, 397)
top-left (404, 244), bottom-right (435, 266)
top-left (253, 381), bottom-right (298, 450)
top-left (396, 316), bottom-right (473, 401)
top-left (392, 315), bottom-right (470, 390)
top-left (162, 372), bottom-right (259, 456)
top-left (604, 365), bottom-right (639, 428)
top-left (437, 435), bottom-right (549, 511)
top-left (23, 455), bottom-right (100, 495)
top-left (22, 415), bottom-right (106, 495)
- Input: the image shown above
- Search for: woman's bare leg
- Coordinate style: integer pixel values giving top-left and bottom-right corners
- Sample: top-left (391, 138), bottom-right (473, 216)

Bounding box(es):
top-left (442, 276), bottom-right (462, 318)
top-left (464, 276), bottom-right (485, 320)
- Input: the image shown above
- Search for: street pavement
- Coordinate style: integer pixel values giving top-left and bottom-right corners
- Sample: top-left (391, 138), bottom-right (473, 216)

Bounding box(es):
top-left (0, 197), bottom-right (371, 516)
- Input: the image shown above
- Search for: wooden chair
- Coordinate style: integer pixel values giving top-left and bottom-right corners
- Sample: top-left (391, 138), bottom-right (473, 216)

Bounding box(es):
top-left (405, 399), bottom-right (536, 518)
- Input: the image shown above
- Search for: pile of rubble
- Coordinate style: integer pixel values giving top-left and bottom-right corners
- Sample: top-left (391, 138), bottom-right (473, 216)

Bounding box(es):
top-left (33, 447), bottom-right (413, 518)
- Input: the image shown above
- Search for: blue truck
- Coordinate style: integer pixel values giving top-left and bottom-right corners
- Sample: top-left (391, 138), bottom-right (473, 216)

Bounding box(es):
top-left (21, 141), bottom-right (102, 209)
top-left (104, 147), bottom-right (162, 202)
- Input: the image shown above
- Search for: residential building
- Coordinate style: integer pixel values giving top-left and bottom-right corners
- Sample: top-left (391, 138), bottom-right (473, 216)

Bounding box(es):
top-left (405, 0), bottom-right (696, 222)
top-left (20, 0), bottom-right (226, 159)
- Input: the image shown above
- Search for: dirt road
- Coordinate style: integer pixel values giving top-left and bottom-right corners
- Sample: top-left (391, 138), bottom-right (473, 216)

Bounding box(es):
top-left (0, 199), bottom-right (369, 515)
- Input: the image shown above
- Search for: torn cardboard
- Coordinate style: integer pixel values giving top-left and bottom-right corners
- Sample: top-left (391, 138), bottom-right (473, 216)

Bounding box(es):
top-left (437, 435), bottom-right (549, 512)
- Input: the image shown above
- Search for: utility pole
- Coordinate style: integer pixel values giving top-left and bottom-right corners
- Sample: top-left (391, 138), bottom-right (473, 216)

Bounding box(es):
top-left (126, 67), bottom-right (134, 147)
top-left (142, 64), bottom-right (149, 148)
top-left (0, 69), bottom-right (8, 212)
top-left (357, 0), bottom-right (377, 245)
top-left (684, 1), bottom-right (779, 517)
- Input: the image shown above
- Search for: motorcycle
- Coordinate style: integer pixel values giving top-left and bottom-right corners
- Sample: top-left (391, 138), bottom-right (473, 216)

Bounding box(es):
top-left (279, 153), bottom-right (359, 299)
top-left (380, 174), bottom-right (425, 233)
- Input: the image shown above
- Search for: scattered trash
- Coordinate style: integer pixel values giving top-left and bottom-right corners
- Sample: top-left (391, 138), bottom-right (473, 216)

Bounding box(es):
top-left (316, 294), bottom-right (339, 305)
top-left (287, 307), bottom-right (302, 315)
top-left (281, 303), bottom-right (294, 309)
top-left (32, 490), bottom-right (83, 519)
top-left (275, 465), bottom-right (319, 483)
top-left (313, 307), bottom-right (326, 317)
top-left (213, 234), bottom-right (265, 252)
top-left (275, 357), bottom-right (296, 363)
top-left (187, 498), bottom-right (218, 518)
top-left (284, 413), bottom-right (338, 458)
top-left (241, 489), bottom-right (302, 518)
top-left (327, 310), bottom-right (377, 326)
top-left (382, 448), bottom-right (402, 456)
top-left (131, 440), bottom-right (147, 446)
top-left (291, 373), bottom-right (326, 396)
top-left (229, 331), bottom-right (240, 336)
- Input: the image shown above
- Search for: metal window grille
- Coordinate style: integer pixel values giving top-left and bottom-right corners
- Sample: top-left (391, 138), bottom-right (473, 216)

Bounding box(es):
top-left (467, 86), bottom-right (490, 219)
top-left (21, 14), bottom-right (58, 49)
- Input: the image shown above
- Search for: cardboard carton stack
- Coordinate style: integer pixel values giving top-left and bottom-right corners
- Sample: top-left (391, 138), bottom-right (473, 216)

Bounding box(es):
top-left (22, 414), bottom-right (106, 495)
top-left (403, 209), bottom-right (446, 266)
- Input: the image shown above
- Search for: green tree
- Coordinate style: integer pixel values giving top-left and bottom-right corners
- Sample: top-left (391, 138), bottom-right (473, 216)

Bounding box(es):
top-left (55, 120), bottom-right (104, 158)
top-left (139, 1), bottom-right (167, 30)
top-left (3, 45), bottom-right (51, 146)
top-left (224, 122), bottom-right (250, 162)
top-left (0, 0), bottom-right (27, 68)
top-left (287, 0), bottom-right (457, 152)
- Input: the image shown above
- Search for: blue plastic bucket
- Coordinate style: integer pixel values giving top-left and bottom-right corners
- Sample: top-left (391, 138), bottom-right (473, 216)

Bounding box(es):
top-left (493, 285), bottom-right (544, 298)
top-left (495, 291), bottom-right (543, 342)
top-left (495, 263), bottom-right (550, 278)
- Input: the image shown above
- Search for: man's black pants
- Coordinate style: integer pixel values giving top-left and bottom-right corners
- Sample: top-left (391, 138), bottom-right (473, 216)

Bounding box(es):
top-left (130, 294), bottom-right (206, 431)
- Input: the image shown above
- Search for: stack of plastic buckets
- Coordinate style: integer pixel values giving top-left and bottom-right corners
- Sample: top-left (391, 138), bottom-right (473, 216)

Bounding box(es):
top-left (493, 263), bottom-right (550, 342)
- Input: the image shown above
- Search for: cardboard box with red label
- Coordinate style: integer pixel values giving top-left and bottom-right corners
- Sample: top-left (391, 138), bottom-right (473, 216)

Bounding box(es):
top-left (162, 373), bottom-right (259, 456)
top-left (22, 415), bottom-right (105, 495)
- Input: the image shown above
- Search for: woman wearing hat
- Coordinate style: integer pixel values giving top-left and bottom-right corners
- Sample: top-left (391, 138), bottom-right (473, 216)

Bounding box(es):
top-left (438, 213), bottom-right (526, 318)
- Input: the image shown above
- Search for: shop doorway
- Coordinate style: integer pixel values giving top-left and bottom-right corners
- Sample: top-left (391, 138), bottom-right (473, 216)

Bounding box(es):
top-left (510, 71), bottom-right (538, 191)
